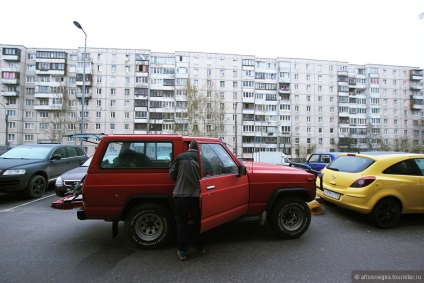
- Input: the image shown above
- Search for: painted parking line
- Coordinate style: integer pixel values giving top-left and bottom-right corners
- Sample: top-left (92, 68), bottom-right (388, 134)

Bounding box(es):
top-left (0, 193), bottom-right (55, 212)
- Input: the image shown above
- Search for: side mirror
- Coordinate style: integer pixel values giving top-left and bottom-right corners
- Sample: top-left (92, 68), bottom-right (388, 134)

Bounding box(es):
top-left (238, 165), bottom-right (247, 176)
top-left (51, 154), bottom-right (62, 161)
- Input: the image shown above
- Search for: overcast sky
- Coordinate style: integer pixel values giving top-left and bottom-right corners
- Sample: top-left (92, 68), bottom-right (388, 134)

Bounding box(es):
top-left (2, 0), bottom-right (424, 68)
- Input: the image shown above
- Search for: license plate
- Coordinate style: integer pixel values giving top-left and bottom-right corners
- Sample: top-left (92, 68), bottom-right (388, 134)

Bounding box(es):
top-left (324, 189), bottom-right (340, 200)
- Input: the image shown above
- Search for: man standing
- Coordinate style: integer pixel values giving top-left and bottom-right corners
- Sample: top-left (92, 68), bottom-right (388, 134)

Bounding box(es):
top-left (169, 140), bottom-right (205, 261)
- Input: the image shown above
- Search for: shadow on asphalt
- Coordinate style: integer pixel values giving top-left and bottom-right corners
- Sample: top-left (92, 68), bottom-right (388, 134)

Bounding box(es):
top-left (316, 197), bottom-right (423, 229)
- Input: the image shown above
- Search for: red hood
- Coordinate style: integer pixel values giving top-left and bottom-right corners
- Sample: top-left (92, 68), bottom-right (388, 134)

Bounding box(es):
top-left (243, 161), bottom-right (305, 174)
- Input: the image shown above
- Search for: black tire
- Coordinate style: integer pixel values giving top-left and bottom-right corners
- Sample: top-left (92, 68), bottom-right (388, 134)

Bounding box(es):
top-left (368, 198), bottom-right (401, 229)
top-left (24, 175), bottom-right (47, 199)
top-left (125, 203), bottom-right (174, 249)
top-left (268, 197), bottom-right (311, 239)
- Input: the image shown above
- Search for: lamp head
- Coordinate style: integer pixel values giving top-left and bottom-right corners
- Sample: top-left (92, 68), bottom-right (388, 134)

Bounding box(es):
top-left (73, 21), bottom-right (83, 30)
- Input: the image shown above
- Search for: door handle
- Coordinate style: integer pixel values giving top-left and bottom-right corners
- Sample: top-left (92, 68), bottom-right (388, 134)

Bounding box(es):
top-left (206, 185), bottom-right (215, 190)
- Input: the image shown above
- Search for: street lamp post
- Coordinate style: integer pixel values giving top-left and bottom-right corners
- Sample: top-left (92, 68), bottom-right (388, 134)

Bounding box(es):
top-left (73, 21), bottom-right (87, 148)
top-left (0, 103), bottom-right (8, 149)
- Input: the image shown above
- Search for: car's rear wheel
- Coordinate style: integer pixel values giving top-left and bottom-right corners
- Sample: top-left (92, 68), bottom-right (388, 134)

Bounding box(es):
top-left (369, 198), bottom-right (401, 229)
top-left (24, 175), bottom-right (47, 199)
top-left (268, 197), bottom-right (311, 239)
top-left (125, 203), bottom-right (174, 249)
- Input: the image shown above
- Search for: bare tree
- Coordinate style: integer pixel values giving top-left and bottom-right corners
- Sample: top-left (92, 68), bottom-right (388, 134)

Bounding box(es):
top-left (45, 86), bottom-right (74, 143)
top-left (184, 78), bottom-right (225, 137)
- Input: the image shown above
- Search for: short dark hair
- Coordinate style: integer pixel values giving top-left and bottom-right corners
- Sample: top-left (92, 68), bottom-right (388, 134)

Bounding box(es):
top-left (189, 140), bottom-right (197, 150)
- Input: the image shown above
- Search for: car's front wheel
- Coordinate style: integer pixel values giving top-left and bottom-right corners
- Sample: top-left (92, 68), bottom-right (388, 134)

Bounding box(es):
top-left (268, 197), bottom-right (311, 239)
top-left (368, 198), bottom-right (401, 229)
top-left (24, 175), bottom-right (47, 199)
top-left (125, 203), bottom-right (174, 249)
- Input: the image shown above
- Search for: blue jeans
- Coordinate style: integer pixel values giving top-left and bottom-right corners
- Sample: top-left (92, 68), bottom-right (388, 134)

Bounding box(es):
top-left (174, 197), bottom-right (205, 253)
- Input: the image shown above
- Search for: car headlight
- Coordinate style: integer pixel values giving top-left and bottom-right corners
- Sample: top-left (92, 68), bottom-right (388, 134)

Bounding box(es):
top-left (3, 169), bottom-right (26, 175)
top-left (55, 176), bottom-right (63, 186)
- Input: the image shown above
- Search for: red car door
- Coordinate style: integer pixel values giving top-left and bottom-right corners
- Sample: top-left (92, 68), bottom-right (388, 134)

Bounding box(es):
top-left (197, 143), bottom-right (249, 233)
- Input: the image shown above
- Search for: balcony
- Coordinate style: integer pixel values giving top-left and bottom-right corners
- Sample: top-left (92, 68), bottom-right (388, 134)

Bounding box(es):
top-left (279, 83), bottom-right (290, 94)
top-left (410, 69), bottom-right (423, 81)
top-left (411, 103), bottom-right (424, 110)
top-left (279, 77), bottom-right (290, 83)
top-left (76, 92), bottom-right (92, 99)
top-left (35, 93), bottom-right (58, 99)
top-left (1, 78), bottom-right (19, 85)
top-left (411, 99), bottom-right (424, 110)
top-left (1, 90), bottom-right (19, 97)
top-left (34, 104), bottom-right (63, 111)
top-left (412, 93), bottom-right (424, 100)
top-left (35, 69), bottom-right (66, 76)
top-left (279, 87), bottom-right (290, 94)
top-left (410, 83), bottom-right (423, 90)
top-left (76, 81), bottom-right (92, 87)
top-left (2, 48), bottom-right (21, 61)
top-left (2, 54), bottom-right (21, 62)
top-left (76, 74), bottom-right (92, 87)
top-left (355, 83), bottom-right (366, 89)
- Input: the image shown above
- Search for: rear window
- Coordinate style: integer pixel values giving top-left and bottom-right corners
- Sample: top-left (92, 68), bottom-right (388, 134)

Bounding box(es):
top-left (100, 141), bottom-right (173, 169)
top-left (326, 156), bottom-right (374, 173)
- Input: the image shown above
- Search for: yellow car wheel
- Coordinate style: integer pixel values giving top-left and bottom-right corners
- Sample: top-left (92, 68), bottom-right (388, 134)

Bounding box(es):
top-left (368, 198), bottom-right (401, 229)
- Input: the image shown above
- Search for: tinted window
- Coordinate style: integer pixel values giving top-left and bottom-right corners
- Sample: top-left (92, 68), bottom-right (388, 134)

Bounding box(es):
top-left (383, 159), bottom-right (421, 176)
top-left (414, 158), bottom-right (424, 175)
top-left (321, 155), bottom-right (331, 163)
top-left (66, 146), bottom-right (78, 157)
top-left (53, 147), bottom-right (68, 158)
top-left (327, 156), bottom-right (374, 173)
top-left (100, 141), bottom-right (172, 169)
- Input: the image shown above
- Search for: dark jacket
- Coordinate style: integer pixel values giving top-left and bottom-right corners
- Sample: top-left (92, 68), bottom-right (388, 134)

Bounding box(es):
top-left (169, 149), bottom-right (201, 197)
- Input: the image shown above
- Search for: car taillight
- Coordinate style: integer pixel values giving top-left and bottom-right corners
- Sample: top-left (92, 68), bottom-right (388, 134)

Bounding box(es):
top-left (350, 176), bottom-right (376, 188)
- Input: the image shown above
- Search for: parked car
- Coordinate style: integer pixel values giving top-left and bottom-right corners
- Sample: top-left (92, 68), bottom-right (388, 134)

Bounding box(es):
top-left (0, 146), bottom-right (13, 156)
top-left (317, 152), bottom-right (424, 228)
top-left (0, 144), bottom-right (88, 198)
top-left (304, 152), bottom-right (341, 171)
top-left (72, 134), bottom-right (318, 249)
top-left (55, 156), bottom-right (92, 197)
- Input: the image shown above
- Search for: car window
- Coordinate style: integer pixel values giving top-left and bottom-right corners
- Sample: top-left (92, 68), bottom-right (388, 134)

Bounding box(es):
top-left (326, 156), bottom-right (374, 173)
top-left (100, 141), bottom-right (172, 169)
top-left (308, 155), bottom-right (319, 163)
top-left (321, 155), bottom-right (331, 163)
top-left (413, 158), bottom-right (424, 175)
top-left (53, 147), bottom-right (68, 158)
top-left (383, 160), bottom-right (421, 176)
top-left (199, 143), bottom-right (238, 177)
top-left (66, 146), bottom-right (78, 157)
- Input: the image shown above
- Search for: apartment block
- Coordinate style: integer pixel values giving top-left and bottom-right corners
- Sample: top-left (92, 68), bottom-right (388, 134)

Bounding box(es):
top-left (0, 44), bottom-right (423, 159)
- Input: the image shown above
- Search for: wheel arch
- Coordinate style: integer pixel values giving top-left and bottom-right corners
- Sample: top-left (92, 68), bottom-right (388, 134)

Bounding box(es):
top-left (120, 195), bottom-right (174, 221)
top-left (265, 188), bottom-right (313, 213)
top-left (372, 195), bottom-right (403, 214)
top-left (24, 170), bottom-right (48, 188)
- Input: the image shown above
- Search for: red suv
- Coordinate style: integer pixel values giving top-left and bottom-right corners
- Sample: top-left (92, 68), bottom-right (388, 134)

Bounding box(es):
top-left (76, 135), bottom-right (317, 249)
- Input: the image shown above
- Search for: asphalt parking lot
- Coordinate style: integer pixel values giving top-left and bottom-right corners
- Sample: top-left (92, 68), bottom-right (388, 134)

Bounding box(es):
top-left (0, 192), bottom-right (423, 283)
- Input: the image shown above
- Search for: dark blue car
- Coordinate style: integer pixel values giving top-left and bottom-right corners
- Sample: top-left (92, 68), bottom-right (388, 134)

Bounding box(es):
top-left (304, 152), bottom-right (341, 171)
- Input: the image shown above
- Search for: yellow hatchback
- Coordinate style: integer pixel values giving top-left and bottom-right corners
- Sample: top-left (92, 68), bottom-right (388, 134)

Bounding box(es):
top-left (316, 152), bottom-right (424, 228)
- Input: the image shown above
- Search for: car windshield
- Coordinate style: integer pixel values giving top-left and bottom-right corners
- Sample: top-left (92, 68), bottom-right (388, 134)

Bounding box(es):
top-left (81, 156), bottom-right (92, 167)
top-left (0, 146), bottom-right (52, 160)
top-left (326, 155), bottom-right (374, 173)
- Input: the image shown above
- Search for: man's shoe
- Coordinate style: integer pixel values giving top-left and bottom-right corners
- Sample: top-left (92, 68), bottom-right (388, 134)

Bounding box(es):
top-left (198, 248), bottom-right (206, 255)
top-left (177, 250), bottom-right (187, 261)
